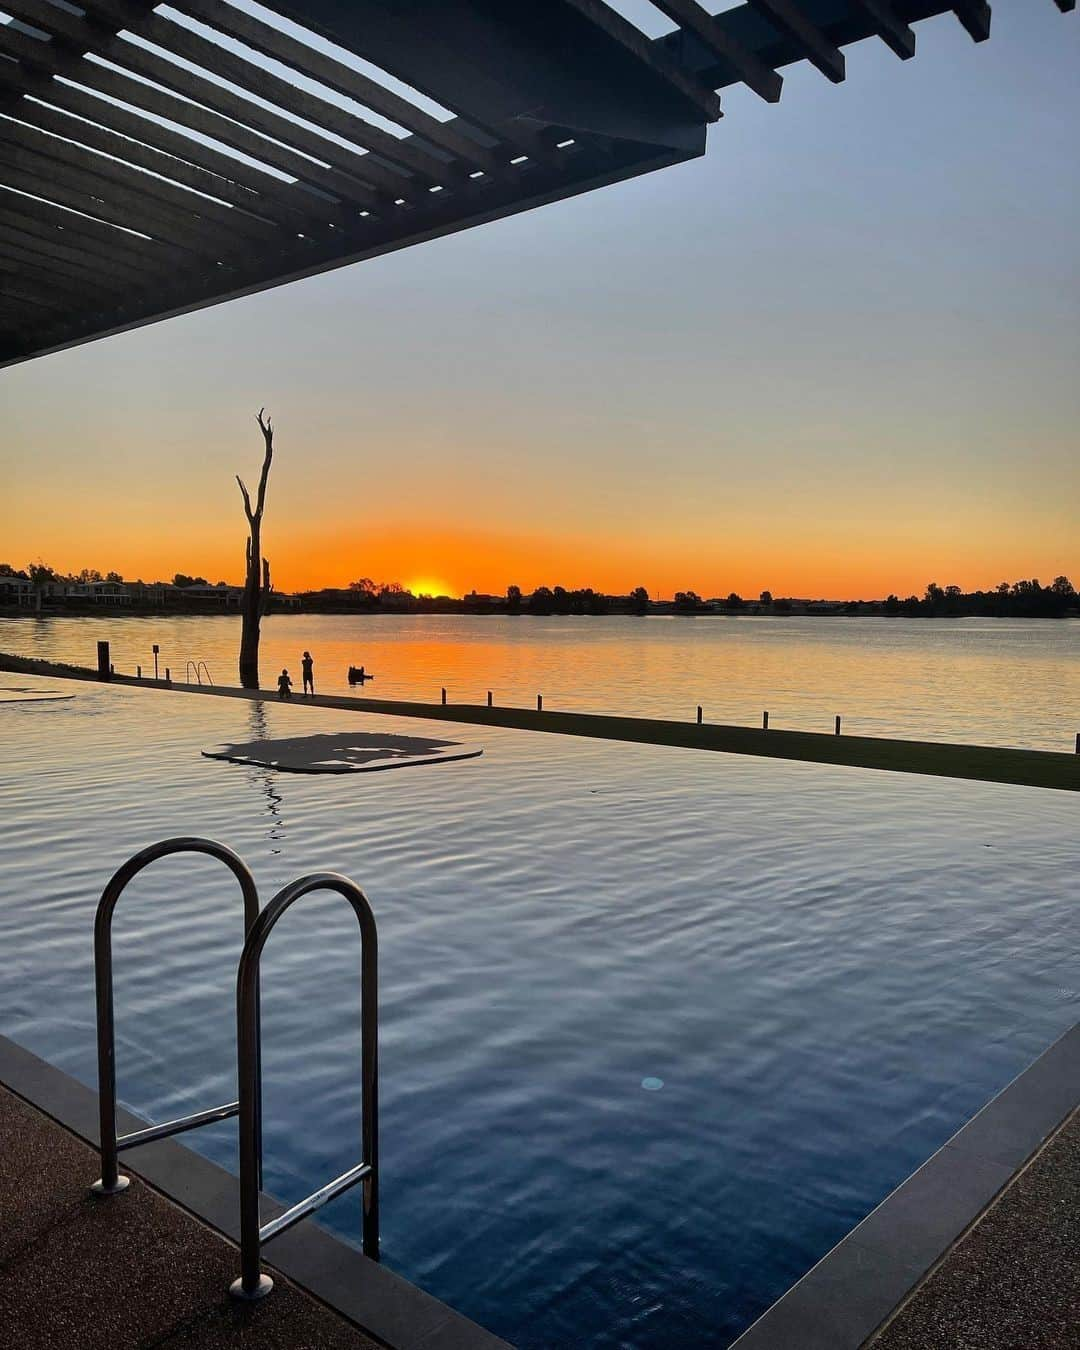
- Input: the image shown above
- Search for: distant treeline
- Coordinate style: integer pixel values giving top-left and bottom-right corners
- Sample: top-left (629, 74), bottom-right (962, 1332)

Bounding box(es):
top-left (882, 578), bottom-right (1077, 619)
top-left (3, 563), bottom-right (1076, 619)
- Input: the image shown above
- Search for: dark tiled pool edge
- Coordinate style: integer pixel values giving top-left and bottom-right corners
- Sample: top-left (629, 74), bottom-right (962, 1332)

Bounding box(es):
top-left (729, 1021), bottom-right (1080, 1350)
top-left (0, 1034), bottom-right (511, 1350)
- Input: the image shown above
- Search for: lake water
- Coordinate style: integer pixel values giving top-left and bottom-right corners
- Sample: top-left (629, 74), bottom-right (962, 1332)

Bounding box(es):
top-left (0, 616), bottom-right (1078, 1348)
top-left (4, 612), bottom-right (1079, 750)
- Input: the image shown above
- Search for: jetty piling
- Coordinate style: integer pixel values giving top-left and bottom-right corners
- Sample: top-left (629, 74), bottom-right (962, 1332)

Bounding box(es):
top-left (836, 716), bottom-right (842, 736)
top-left (763, 711), bottom-right (769, 732)
top-left (537, 694), bottom-right (543, 712)
top-left (697, 706), bottom-right (703, 725)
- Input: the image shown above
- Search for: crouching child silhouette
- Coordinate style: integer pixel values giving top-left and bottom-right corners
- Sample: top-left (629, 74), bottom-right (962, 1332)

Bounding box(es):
top-left (277, 668), bottom-right (293, 700)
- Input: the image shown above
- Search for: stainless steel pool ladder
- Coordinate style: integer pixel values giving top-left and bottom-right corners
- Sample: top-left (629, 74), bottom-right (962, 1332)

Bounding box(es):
top-left (232, 873), bottom-right (378, 1299)
top-left (90, 838), bottom-right (379, 1300)
top-left (184, 660), bottom-right (214, 685)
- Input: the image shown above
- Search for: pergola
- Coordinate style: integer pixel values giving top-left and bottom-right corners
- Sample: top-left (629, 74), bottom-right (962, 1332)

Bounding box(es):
top-left (0, 0), bottom-right (1073, 368)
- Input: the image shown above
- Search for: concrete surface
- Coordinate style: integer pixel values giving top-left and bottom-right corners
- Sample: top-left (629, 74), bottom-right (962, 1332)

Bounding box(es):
top-left (866, 1108), bottom-right (1080, 1349)
top-left (0, 1083), bottom-right (384, 1349)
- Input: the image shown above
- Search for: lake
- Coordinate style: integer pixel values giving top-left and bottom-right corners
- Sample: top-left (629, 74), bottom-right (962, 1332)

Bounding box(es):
top-left (0, 615), bottom-right (1077, 1347)
top-left (4, 612), bottom-right (1078, 749)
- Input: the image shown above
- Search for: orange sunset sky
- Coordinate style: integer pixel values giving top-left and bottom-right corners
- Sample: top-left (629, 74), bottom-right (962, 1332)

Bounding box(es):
top-left (2, 7), bottom-right (1077, 599)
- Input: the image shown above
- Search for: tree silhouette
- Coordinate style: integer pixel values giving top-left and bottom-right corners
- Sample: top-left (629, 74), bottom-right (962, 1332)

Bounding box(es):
top-left (236, 409), bottom-right (274, 689)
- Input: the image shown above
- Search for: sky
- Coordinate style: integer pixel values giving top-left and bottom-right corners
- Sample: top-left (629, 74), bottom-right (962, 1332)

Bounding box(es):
top-left (1, 3), bottom-right (1078, 600)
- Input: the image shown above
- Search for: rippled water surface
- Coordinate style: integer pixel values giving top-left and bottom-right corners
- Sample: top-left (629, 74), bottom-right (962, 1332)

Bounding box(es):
top-left (0, 618), bottom-right (1078, 1348)
top-left (4, 612), bottom-right (1078, 749)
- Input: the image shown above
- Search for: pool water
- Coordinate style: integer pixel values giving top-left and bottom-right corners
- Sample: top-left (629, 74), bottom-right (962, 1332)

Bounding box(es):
top-left (0, 680), bottom-right (1077, 1347)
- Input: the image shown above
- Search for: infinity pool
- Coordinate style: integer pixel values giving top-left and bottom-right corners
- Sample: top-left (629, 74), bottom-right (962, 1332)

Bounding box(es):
top-left (1, 680), bottom-right (1077, 1347)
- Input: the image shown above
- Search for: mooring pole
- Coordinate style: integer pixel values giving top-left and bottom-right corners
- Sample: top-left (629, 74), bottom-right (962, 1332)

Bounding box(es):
top-left (835, 715), bottom-right (842, 736)
top-left (441, 687), bottom-right (446, 705)
top-left (697, 706), bottom-right (702, 725)
top-left (97, 641), bottom-right (111, 682)
top-left (487, 691), bottom-right (493, 707)
top-left (153, 644), bottom-right (159, 680)
top-left (762, 711), bottom-right (769, 732)
top-left (537, 694), bottom-right (543, 712)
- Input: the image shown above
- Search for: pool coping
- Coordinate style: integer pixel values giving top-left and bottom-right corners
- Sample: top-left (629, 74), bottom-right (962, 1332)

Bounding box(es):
top-left (0, 1034), bottom-right (511, 1350)
top-left (729, 1020), bottom-right (1080, 1350)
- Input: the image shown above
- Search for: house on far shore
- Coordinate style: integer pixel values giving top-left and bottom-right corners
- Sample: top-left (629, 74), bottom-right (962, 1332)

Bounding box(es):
top-left (0, 574), bottom-right (33, 606)
top-left (39, 579), bottom-right (132, 605)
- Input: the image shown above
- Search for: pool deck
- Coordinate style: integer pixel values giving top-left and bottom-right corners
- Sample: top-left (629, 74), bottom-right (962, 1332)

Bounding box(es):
top-left (0, 1036), bottom-right (509, 1350)
top-left (2, 652), bottom-right (1078, 793)
top-left (866, 1107), bottom-right (1080, 1349)
top-left (732, 1022), bottom-right (1080, 1350)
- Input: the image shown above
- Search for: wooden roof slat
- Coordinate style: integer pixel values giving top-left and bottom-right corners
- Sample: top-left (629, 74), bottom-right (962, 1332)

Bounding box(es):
top-left (155, 0), bottom-right (503, 175)
top-left (3, 91), bottom-right (302, 233)
top-left (0, 63), bottom-right (349, 233)
top-left (0, 114), bottom-right (289, 249)
top-left (0, 164), bottom-right (217, 275)
top-left (79, 0), bottom-right (457, 186)
top-left (849, 0), bottom-right (916, 58)
top-left (0, 202), bottom-right (164, 282)
top-left (5, 0), bottom-right (405, 201)
top-left (0, 277), bottom-right (71, 313)
top-left (952, 2), bottom-right (992, 41)
top-left (0, 184), bottom-right (178, 270)
top-left (559, 0), bottom-right (722, 121)
top-left (0, 142), bottom-right (249, 262)
top-left (0, 253), bottom-right (117, 309)
top-left (650, 0), bottom-right (782, 102)
top-left (747, 0), bottom-right (846, 82)
top-left (0, 21), bottom-right (383, 211)
top-left (0, 233), bottom-right (126, 293)
top-left (10, 0), bottom-right (431, 199)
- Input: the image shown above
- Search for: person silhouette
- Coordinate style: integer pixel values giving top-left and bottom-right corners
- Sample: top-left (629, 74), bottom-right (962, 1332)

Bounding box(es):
top-left (301, 650), bottom-right (314, 697)
top-left (277, 668), bottom-right (292, 700)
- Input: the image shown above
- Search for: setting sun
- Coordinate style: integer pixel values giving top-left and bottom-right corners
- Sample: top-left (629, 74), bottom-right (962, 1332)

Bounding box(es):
top-left (407, 578), bottom-right (453, 599)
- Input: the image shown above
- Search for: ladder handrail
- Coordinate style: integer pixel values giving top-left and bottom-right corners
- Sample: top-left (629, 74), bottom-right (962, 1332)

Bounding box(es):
top-left (231, 871), bottom-right (378, 1300)
top-left (183, 661), bottom-right (214, 685)
top-left (91, 837), bottom-right (261, 1195)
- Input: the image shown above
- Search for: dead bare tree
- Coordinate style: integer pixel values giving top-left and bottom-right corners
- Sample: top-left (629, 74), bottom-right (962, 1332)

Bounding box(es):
top-left (236, 408), bottom-right (274, 689)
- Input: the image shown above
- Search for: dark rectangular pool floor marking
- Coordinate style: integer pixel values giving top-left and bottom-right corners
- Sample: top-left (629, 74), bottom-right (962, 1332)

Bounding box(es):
top-left (202, 730), bottom-right (484, 774)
